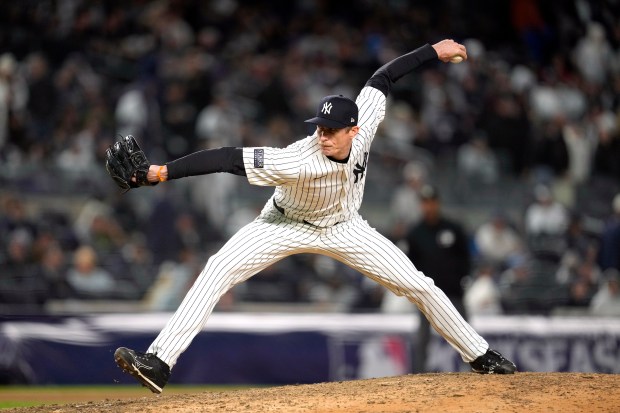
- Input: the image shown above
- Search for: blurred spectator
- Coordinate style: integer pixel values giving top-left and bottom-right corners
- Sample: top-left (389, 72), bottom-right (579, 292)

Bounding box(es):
top-left (307, 256), bottom-right (360, 312)
top-left (0, 194), bottom-right (38, 244)
top-left (510, 0), bottom-right (550, 64)
top-left (382, 101), bottom-right (418, 152)
top-left (498, 254), bottom-right (538, 314)
top-left (38, 209), bottom-right (79, 251)
top-left (354, 276), bottom-right (391, 313)
top-left (120, 235), bottom-right (157, 298)
top-left (160, 81), bottom-right (198, 157)
top-left (143, 247), bottom-right (201, 311)
top-left (0, 53), bottom-right (13, 148)
top-left (592, 117), bottom-right (620, 182)
top-left (145, 190), bottom-right (183, 265)
top-left (463, 261), bottom-right (502, 316)
top-left (0, 53), bottom-right (28, 151)
top-left (598, 193), bottom-right (620, 272)
top-left (524, 184), bottom-right (569, 259)
top-left (189, 170), bottom-right (239, 235)
top-left (589, 269), bottom-right (620, 317)
top-left (66, 245), bottom-right (116, 299)
top-left (0, 229), bottom-right (49, 313)
top-left (525, 185), bottom-right (568, 236)
top-left (174, 211), bottom-right (204, 252)
top-left (195, 94), bottom-right (243, 148)
top-left (456, 132), bottom-right (499, 185)
top-left (556, 250), bottom-right (580, 286)
top-left (191, 94), bottom-right (245, 233)
top-left (55, 113), bottom-right (101, 177)
top-left (560, 242), bottom-right (601, 309)
top-left (566, 270), bottom-right (598, 308)
top-left (73, 198), bottom-right (113, 245)
top-left (388, 161), bottom-right (427, 240)
top-left (564, 213), bottom-right (598, 261)
top-left (25, 53), bottom-right (57, 146)
top-left (109, 194), bottom-right (142, 235)
top-left (480, 88), bottom-right (531, 176)
top-left (35, 243), bottom-right (71, 300)
top-left (404, 185), bottom-right (471, 372)
top-left (572, 22), bottom-right (613, 85)
top-left (532, 116), bottom-right (569, 181)
top-left (566, 278), bottom-right (595, 308)
top-left (87, 214), bottom-right (127, 256)
top-left (562, 121), bottom-right (597, 185)
top-left (529, 79), bottom-right (587, 122)
top-left (474, 212), bottom-right (523, 269)
top-left (114, 78), bottom-right (161, 147)
top-left (419, 70), bottom-right (465, 154)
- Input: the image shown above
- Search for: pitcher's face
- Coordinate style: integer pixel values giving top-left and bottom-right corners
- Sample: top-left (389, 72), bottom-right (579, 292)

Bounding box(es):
top-left (316, 126), bottom-right (359, 160)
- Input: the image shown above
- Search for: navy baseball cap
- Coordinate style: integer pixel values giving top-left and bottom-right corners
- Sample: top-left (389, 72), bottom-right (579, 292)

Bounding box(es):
top-left (304, 95), bottom-right (358, 129)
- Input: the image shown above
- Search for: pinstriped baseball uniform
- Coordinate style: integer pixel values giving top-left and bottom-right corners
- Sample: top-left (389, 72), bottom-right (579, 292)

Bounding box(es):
top-left (147, 84), bottom-right (489, 368)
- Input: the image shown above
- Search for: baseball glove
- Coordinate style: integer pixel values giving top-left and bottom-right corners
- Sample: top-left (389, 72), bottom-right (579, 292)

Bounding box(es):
top-left (105, 135), bottom-right (158, 192)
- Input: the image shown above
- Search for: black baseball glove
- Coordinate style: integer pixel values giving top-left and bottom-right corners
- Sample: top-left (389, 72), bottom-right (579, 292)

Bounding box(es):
top-left (105, 135), bottom-right (158, 192)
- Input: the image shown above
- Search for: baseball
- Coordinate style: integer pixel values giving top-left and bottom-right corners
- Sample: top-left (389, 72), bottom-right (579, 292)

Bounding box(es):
top-left (450, 55), bottom-right (464, 63)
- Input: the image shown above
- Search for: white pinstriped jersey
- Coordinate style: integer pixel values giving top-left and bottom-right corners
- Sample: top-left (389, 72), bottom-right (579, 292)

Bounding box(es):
top-left (242, 86), bottom-right (386, 227)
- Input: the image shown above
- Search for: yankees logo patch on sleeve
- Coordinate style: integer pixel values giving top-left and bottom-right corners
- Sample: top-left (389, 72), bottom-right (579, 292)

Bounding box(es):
top-left (254, 149), bottom-right (264, 168)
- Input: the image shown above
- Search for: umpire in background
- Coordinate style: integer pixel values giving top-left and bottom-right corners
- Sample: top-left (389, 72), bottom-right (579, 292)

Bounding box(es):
top-left (404, 184), bottom-right (471, 373)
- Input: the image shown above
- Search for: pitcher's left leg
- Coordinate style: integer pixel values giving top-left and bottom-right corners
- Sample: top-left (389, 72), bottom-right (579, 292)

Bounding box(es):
top-left (320, 218), bottom-right (488, 362)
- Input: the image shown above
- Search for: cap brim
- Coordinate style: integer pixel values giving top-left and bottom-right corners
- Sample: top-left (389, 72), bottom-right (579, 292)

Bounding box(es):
top-left (304, 117), bottom-right (349, 129)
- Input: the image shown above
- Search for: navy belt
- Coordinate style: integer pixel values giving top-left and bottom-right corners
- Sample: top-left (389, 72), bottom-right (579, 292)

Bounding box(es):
top-left (273, 199), bottom-right (314, 225)
top-left (273, 199), bottom-right (340, 227)
top-left (273, 198), bottom-right (286, 215)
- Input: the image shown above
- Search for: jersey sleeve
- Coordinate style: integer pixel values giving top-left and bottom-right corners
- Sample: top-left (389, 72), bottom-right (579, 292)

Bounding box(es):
top-left (242, 146), bottom-right (301, 186)
top-left (355, 86), bottom-right (387, 146)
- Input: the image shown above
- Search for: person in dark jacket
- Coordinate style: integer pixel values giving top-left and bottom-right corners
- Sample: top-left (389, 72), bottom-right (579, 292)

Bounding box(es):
top-left (405, 184), bottom-right (472, 372)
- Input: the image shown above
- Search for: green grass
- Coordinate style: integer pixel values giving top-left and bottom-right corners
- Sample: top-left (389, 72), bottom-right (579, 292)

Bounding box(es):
top-left (0, 402), bottom-right (35, 409)
top-left (0, 384), bottom-right (256, 409)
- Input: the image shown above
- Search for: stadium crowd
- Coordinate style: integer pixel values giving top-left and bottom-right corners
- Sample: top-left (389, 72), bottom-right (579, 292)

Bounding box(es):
top-left (1, 0), bottom-right (619, 317)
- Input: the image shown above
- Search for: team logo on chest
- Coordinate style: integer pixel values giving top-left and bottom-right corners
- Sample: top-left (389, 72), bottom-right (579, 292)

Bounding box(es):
top-left (353, 152), bottom-right (368, 183)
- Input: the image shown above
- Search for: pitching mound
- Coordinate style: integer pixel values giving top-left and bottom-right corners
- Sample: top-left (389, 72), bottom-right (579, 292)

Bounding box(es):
top-left (9, 372), bottom-right (620, 413)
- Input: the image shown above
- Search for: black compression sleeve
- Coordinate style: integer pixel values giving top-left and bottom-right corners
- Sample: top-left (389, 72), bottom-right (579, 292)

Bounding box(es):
top-left (166, 147), bottom-right (247, 180)
top-left (365, 43), bottom-right (438, 96)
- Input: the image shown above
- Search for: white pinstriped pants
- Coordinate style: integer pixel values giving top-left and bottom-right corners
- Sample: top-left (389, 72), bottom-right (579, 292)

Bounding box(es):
top-left (148, 208), bottom-right (488, 368)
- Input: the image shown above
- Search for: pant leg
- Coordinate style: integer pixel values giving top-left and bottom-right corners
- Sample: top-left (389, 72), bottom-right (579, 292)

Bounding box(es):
top-left (148, 214), bottom-right (319, 368)
top-left (414, 296), bottom-right (467, 372)
top-left (319, 217), bottom-right (488, 362)
top-left (414, 310), bottom-right (431, 373)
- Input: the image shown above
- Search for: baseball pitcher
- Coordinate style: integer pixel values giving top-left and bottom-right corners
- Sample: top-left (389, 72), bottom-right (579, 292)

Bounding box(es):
top-left (106, 39), bottom-right (516, 394)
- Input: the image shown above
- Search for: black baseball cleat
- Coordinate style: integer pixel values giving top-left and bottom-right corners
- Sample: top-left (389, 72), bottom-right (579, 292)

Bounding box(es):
top-left (114, 347), bottom-right (170, 394)
top-left (469, 348), bottom-right (516, 374)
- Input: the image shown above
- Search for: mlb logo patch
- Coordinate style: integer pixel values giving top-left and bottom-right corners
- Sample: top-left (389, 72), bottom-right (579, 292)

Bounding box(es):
top-left (254, 149), bottom-right (264, 168)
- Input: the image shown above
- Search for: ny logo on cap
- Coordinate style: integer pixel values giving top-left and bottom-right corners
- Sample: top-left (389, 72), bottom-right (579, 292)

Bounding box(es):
top-left (321, 102), bottom-right (332, 115)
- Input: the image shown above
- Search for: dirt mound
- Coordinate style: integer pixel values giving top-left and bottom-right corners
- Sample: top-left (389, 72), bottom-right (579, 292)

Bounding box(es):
top-left (8, 372), bottom-right (620, 413)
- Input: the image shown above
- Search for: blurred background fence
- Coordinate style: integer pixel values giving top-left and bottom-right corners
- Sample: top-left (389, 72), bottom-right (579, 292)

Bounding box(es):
top-left (2, 313), bottom-right (619, 385)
